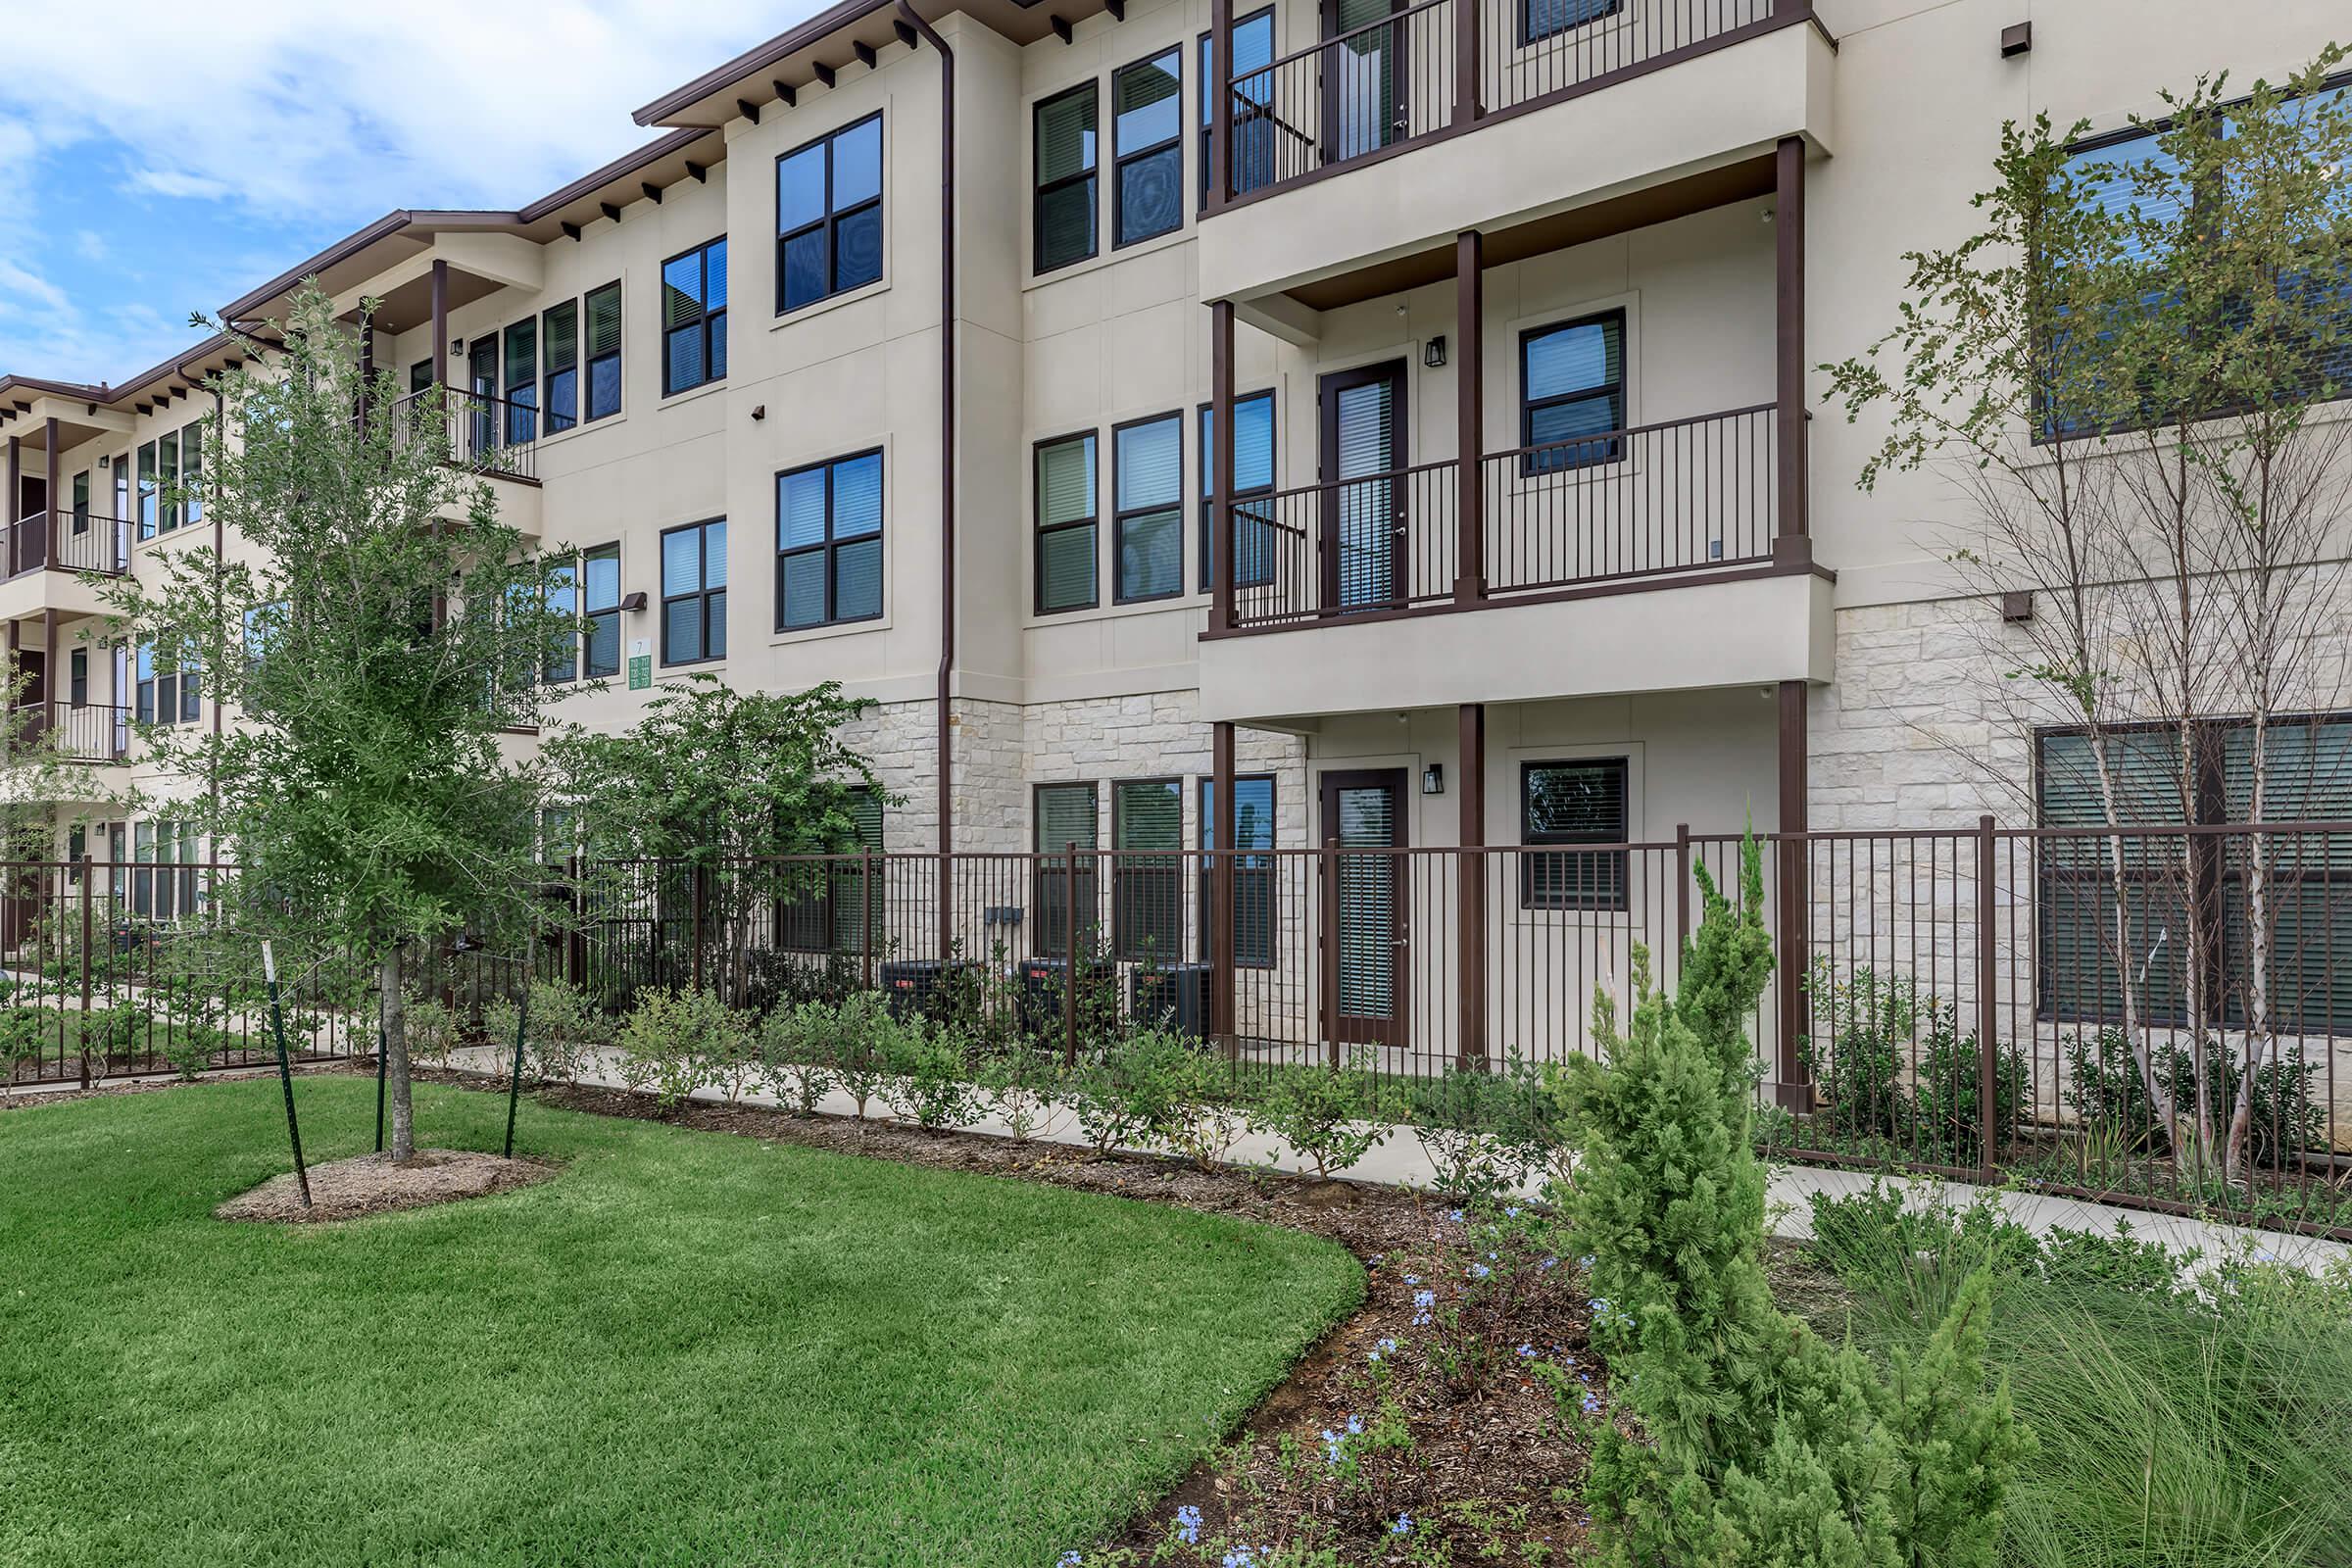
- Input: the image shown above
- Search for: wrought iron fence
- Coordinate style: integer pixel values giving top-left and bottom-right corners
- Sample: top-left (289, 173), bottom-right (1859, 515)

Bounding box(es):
top-left (388, 387), bottom-right (540, 482)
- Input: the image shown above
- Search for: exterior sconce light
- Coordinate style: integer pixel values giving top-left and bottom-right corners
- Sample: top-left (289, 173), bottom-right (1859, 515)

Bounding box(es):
top-left (1423, 336), bottom-right (1446, 368)
top-left (618, 591), bottom-right (649, 612)
top-left (1421, 763), bottom-right (1445, 796)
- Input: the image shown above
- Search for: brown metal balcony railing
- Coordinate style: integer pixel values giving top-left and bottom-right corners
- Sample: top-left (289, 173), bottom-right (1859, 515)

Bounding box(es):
top-left (388, 386), bottom-right (541, 483)
top-left (9, 702), bottom-right (131, 763)
top-left (1215, 0), bottom-right (1790, 204)
top-left (1221, 404), bottom-right (1781, 629)
top-left (1, 511), bottom-right (130, 580)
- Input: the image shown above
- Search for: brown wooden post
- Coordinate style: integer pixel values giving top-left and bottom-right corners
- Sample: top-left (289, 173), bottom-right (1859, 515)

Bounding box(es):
top-left (1062, 840), bottom-right (1081, 1066)
top-left (430, 259), bottom-right (451, 395)
top-left (1210, 300), bottom-right (1237, 632)
top-left (1976, 814), bottom-right (2000, 1181)
top-left (1452, 0), bottom-right (1481, 127)
top-left (1773, 134), bottom-right (1809, 567)
top-left (42, 416), bottom-right (59, 572)
top-left (1208, 0), bottom-right (1234, 208)
top-left (1210, 720), bottom-right (1237, 1043)
top-left (1454, 230), bottom-right (1485, 606)
top-left (79, 854), bottom-right (94, 1018)
top-left (1456, 703), bottom-right (1486, 1067)
top-left (7, 433), bottom-right (20, 578)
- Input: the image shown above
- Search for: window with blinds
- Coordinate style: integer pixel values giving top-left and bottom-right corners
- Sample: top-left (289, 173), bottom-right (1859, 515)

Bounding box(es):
top-left (1113, 48), bottom-right (1182, 247)
top-left (1114, 415), bottom-right (1183, 603)
top-left (778, 450), bottom-right (885, 631)
top-left (1198, 7), bottom-right (1277, 208)
top-left (1034, 781), bottom-right (1101, 955)
top-left (1199, 775), bottom-right (1277, 966)
top-left (503, 318), bottom-right (538, 445)
top-left (1521, 311), bottom-right (1625, 472)
top-left (1113, 778), bottom-right (1184, 961)
top-left (662, 238), bottom-right (728, 396)
top-left (778, 789), bottom-right (885, 953)
top-left (543, 555), bottom-right (578, 684)
top-left (581, 543), bottom-right (621, 678)
top-left (584, 282), bottom-right (623, 421)
top-left (1523, 0), bottom-right (1620, 45)
top-left (778, 113), bottom-right (885, 315)
top-left (1197, 391), bottom-right (1276, 590)
top-left (1035, 432), bottom-right (1099, 612)
top-left (1521, 758), bottom-right (1629, 910)
top-left (2036, 717), bottom-right (2352, 1031)
top-left (1034, 82), bottom-right (1099, 273)
top-left (542, 300), bottom-right (578, 433)
top-left (661, 518), bottom-right (726, 664)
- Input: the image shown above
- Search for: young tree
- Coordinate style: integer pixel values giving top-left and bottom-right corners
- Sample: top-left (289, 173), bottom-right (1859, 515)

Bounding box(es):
top-left (539, 676), bottom-right (893, 998)
top-left (1825, 50), bottom-right (2352, 1179)
top-left (99, 282), bottom-right (576, 1160)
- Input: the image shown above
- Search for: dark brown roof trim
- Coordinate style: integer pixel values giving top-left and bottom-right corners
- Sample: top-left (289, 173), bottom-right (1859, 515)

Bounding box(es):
top-left (633, 0), bottom-right (897, 125)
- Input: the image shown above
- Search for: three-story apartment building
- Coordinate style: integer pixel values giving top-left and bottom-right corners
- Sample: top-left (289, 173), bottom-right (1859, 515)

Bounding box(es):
top-left (3, 0), bottom-right (2346, 1092)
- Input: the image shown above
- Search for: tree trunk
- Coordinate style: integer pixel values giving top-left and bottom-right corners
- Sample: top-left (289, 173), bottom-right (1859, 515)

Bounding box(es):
top-left (380, 947), bottom-right (416, 1161)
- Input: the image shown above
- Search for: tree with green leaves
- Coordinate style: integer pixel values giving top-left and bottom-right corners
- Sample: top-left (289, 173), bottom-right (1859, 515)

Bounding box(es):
top-left (98, 282), bottom-right (576, 1160)
top-left (1825, 50), bottom-right (2352, 1180)
top-left (538, 676), bottom-right (893, 999)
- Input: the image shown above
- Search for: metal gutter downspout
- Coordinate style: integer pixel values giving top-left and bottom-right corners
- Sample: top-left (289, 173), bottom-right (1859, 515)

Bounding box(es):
top-left (898, 1), bottom-right (956, 955)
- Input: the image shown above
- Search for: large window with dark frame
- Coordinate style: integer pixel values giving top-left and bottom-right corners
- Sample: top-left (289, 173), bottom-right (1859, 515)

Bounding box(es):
top-left (581, 542), bottom-right (622, 679)
top-left (1521, 0), bottom-right (1621, 46)
top-left (503, 318), bottom-right (538, 445)
top-left (542, 554), bottom-right (577, 684)
top-left (135, 422), bottom-right (203, 540)
top-left (1034, 781), bottom-right (1101, 956)
top-left (1112, 414), bottom-right (1183, 604)
top-left (1198, 7), bottom-right (1277, 208)
top-left (1112, 48), bottom-right (1182, 247)
top-left (1034, 431), bottom-right (1099, 613)
top-left (1198, 774), bottom-right (1276, 967)
top-left (778, 113), bottom-right (885, 314)
top-left (778, 787), bottom-right (885, 953)
top-left (661, 237), bottom-right (728, 396)
top-left (131, 819), bottom-right (202, 922)
top-left (1521, 310), bottom-right (1626, 472)
top-left (133, 639), bottom-right (201, 728)
top-left (777, 450), bottom-right (884, 630)
top-left (1034, 82), bottom-right (1099, 273)
top-left (1521, 758), bottom-right (1629, 910)
top-left (542, 300), bottom-right (578, 433)
top-left (584, 281), bottom-right (623, 421)
top-left (1197, 390), bottom-right (1276, 590)
top-left (1112, 778), bottom-right (1184, 961)
top-left (660, 518), bottom-right (726, 665)
top-left (2036, 716), bottom-right (2352, 1031)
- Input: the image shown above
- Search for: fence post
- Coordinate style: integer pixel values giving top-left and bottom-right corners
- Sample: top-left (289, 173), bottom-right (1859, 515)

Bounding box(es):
top-left (1976, 813), bottom-right (1999, 1184)
top-left (1319, 836), bottom-right (1340, 1067)
top-left (860, 847), bottom-right (876, 994)
top-left (691, 859), bottom-right (709, 994)
top-left (78, 855), bottom-right (93, 1018)
top-left (1062, 840), bottom-right (1080, 1067)
top-left (1673, 823), bottom-right (1691, 960)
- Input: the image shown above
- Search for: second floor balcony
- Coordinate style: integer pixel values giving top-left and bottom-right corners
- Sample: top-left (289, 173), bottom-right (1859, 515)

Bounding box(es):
top-left (10, 701), bottom-right (132, 765)
top-left (387, 386), bottom-right (545, 537)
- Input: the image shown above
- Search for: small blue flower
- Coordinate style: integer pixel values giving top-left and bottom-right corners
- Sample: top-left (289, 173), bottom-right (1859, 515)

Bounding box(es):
top-left (1175, 1505), bottom-right (1201, 1545)
top-left (1487, 1250), bottom-right (1499, 1261)
top-left (1223, 1552), bottom-right (1256, 1568)
top-left (1516, 1343), bottom-right (1536, 1358)
top-left (1059, 1554), bottom-right (1083, 1567)
top-left (1582, 1392), bottom-right (1602, 1416)
top-left (1403, 1274), bottom-right (1421, 1287)
top-left (1539, 1256), bottom-right (1558, 1271)
top-left (1391, 1514), bottom-right (1414, 1536)
top-left (1580, 1254), bottom-right (1596, 1269)
top-left (1589, 1298), bottom-right (1610, 1314)
top-left (1448, 1207), bottom-right (1465, 1222)
top-left (1505, 1205), bottom-right (1521, 1217)
top-left (1468, 1263), bottom-right (1492, 1281)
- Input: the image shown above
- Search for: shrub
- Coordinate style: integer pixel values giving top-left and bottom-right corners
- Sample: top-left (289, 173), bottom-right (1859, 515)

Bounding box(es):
top-left (1252, 1053), bottom-right (1394, 1180)
top-left (616, 988), bottom-right (751, 1106)
top-left (1066, 1029), bottom-right (1195, 1156)
top-left (1908, 1003), bottom-right (2029, 1164)
top-left (520, 977), bottom-right (611, 1086)
top-left (827, 991), bottom-right (898, 1121)
top-left (1796, 962), bottom-right (1914, 1145)
top-left (1156, 1048), bottom-right (1246, 1173)
top-left (881, 1019), bottom-right (981, 1132)
top-left (979, 1044), bottom-right (1063, 1144)
top-left (400, 987), bottom-right (462, 1068)
top-left (1409, 1065), bottom-right (1549, 1207)
top-left (1553, 841), bottom-right (2028, 1567)
top-left (757, 999), bottom-right (839, 1115)
top-left (2064, 1027), bottom-right (2327, 1171)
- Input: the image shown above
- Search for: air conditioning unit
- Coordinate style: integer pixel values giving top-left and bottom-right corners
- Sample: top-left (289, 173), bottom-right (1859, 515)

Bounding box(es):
top-left (1131, 963), bottom-right (1213, 1046)
top-left (1015, 955), bottom-right (1114, 1041)
top-left (876, 958), bottom-right (978, 1023)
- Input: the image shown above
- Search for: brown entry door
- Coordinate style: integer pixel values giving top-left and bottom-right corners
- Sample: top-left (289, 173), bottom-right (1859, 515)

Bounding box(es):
top-left (1321, 768), bottom-right (1408, 1047)
top-left (1318, 360), bottom-right (1408, 613)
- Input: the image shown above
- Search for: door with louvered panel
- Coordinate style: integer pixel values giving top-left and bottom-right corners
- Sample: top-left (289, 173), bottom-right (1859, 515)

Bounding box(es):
top-left (1320, 769), bottom-right (1408, 1048)
top-left (1319, 360), bottom-right (1408, 614)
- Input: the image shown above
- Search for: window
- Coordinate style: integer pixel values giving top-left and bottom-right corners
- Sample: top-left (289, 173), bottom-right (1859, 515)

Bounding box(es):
top-left (584, 282), bottom-right (623, 420)
top-left (1521, 758), bottom-right (1628, 910)
top-left (242, 602), bottom-right (286, 668)
top-left (1112, 49), bottom-right (1182, 246)
top-left (1521, 311), bottom-right (1626, 471)
top-left (136, 426), bottom-right (205, 540)
top-left (1034, 82), bottom-right (1099, 273)
top-left (1113, 778), bottom-right (1183, 960)
top-left (131, 820), bottom-right (201, 922)
top-left (777, 450), bottom-right (884, 631)
top-left (779, 788), bottom-right (885, 952)
top-left (542, 556), bottom-right (578, 683)
top-left (543, 300), bottom-right (578, 433)
top-left (539, 807), bottom-right (576, 865)
top-left (778, 114), bottom-right (885, 314)
top-left (1199, 7), bottom-right (1277, 208)
top-left (661, 519), bottom-right (727, 664)
top-left (1034, 781), bottom-right (1101, 955)
top-left (1034, 432), bottom-right (1099, 613)
top-left (134, 640), bottom-right (201, 727)
top-left (158, 429), bottom-right (179, 533)
top-left (1197, 390), bottom-right (1276, 589)
top-left (1522, 0), bottom-right (1620, 45)
top-left (1199, 774), bottom-right (1277, 966)
top-left (71, 471), bottom-right (89, 536)
top-left (411, 360), bottom-right (434, 396)
top-left (2036, 717), bottom-right (2352, 1031)
top-left (182, 424), bottom-right (203, 525)
top-left (503, 318), bottom-right (538, 445)
top-left (661, 239), bottom-right (728, 396)
top-left (581, 543), bottom-right (622, 679)
top-left (1113, 415), bottom-right (1183, 603)
top-left (68, 648), bottom-right (87, 707)
top-left (136, 443), bottom-right (158, 538)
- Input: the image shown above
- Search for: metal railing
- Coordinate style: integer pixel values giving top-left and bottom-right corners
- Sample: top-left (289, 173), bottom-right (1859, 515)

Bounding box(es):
top-left (1221, 405), bottom-right (1780, 628)
top-left (9, 703), bottom-right (131, 763)
top-left (388, 386), bottom-right (540, 482)
top-left (1, 511), bottom-right (129, 580)
top-left (1216, 0), bottom-right (1790, 202)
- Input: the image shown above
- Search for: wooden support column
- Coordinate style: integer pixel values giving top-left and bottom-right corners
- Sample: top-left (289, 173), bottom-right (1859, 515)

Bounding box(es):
top-left (1210, 300), bottom-right (1237, 633)
top-left (1457, 702), bottom-right (1487, 1067)
top-left (1454, 230), bottom-right (1485, 606)
top-left (1210, 721), bottom-right (1237, 1044)
top-left (1207, 0), bottom-right (1233, 207)
top-left (1775, 677), bottom-right (1811, 1109)
top-left (42, 416), bottom-right (59, 571)
top-left (6, 434), bottom-right (19, 578)
top-left (1452, 0), bottom-right (1481, 126)
top-left (429, 260), bottom-right (451, 394)
top-left (41, 609), bottom-right (57, 721)
top-left (1773, 134), bottom-right (1809, 568)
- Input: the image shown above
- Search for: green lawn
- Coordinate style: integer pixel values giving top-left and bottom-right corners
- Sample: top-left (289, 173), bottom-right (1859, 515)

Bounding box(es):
top-left (0, 1077), bottom-right (1361, 1567)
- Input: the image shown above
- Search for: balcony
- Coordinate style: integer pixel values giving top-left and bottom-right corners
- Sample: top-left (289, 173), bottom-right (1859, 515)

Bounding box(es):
top-left (11, 702), bottom-right (131, 764)
top-left (0, 512), bottom-right (129, 623)
top-left (388, 386), bottom-right (545, 537)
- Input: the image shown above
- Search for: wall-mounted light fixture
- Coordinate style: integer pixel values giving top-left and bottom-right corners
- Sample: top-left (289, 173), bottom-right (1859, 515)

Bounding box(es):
top-left (2000, 21), bottom-right (2033, 57)
top-left (1423, 335), bottom-right (1447, 368)
top-left (618, 591), bottom-right (649, 612)
top-left (752, 404), bottom-right (767, 421)
top-left (1421, 762), bottom-right (1445, 796)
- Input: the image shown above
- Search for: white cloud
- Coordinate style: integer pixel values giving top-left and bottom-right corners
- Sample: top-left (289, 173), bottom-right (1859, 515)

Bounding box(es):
top-left (0, 0), bottom-right (826, 380)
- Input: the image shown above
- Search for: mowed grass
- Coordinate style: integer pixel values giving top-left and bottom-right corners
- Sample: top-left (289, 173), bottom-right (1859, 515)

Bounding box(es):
top-left (0, 1077), bottom-right (1362, 1567)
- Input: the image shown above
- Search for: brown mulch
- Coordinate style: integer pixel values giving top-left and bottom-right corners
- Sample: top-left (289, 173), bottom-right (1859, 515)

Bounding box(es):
top-left (214, 1147), bottom-right (559, 1224)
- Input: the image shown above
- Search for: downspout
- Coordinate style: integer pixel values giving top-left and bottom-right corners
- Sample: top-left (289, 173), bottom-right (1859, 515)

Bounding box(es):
top-left (899, 0), bottom-right (956, 952)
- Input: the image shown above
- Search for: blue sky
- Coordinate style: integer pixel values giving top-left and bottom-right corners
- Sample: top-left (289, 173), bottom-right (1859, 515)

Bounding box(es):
top-left (0, 0), bottom-right (822, 386)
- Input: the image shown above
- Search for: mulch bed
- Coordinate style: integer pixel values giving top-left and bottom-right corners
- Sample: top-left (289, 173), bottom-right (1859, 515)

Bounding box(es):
top-left (215, 1147), bottom-right (558, 1224)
